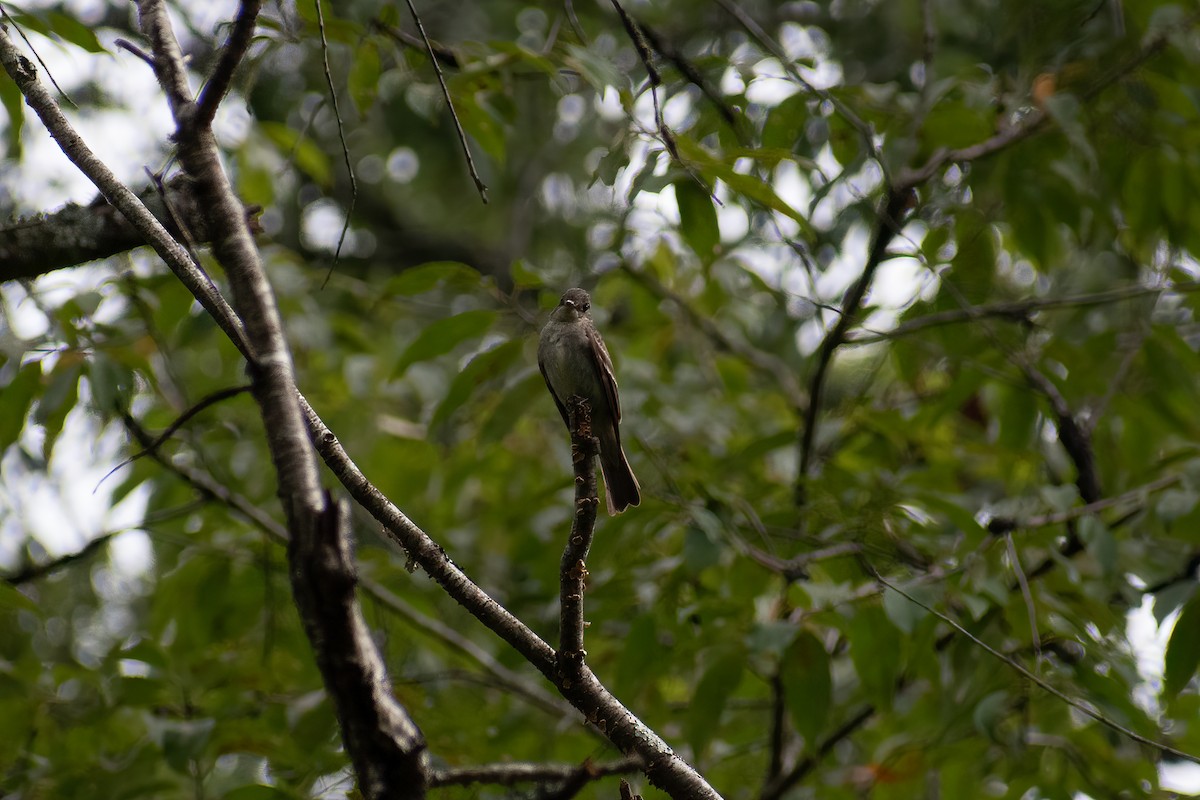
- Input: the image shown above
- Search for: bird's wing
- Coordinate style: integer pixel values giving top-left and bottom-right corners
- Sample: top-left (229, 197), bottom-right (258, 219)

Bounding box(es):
top-left (587, 324), bottom-right (621, 424)
top-left (538, 354), bottom-right (571, 429)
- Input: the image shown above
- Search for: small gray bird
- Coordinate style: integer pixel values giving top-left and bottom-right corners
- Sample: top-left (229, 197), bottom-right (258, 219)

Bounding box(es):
top-left (538, 288), bottom-right (641, 515)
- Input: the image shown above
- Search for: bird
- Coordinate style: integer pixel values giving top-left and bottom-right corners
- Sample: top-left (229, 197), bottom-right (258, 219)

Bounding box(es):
top-left (537, 288), bottom-right (641, 515)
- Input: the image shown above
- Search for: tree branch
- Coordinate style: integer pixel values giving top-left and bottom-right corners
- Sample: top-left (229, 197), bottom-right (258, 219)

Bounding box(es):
top-left (430, 757), bottom-right (640, 787)
top-left (845, 281), bottom-right (1200, 345)
top-left (796, 188), bottom-right (909, 506)
top-left (0, 177), bottom-right (260, 281)
top-left (559, 397), bottom-right (600, 675)
top-left (194, 0), bottom-right (262, 126)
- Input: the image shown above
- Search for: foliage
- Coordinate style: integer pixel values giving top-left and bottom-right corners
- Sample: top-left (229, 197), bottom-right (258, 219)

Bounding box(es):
top-left (4, 0), bottom-right (1200, 797)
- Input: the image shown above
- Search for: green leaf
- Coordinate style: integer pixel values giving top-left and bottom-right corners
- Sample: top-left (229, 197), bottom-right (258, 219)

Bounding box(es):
top-left (671, 136), bottom-right (814, 238)
top-left (0, 75), bottom-right (25, 160)
top-left (780, 630), bottom-right (831, 746)
top-left (0, 362), bottom-right (41, 451)
top-left (431, 339), bottom-right (525, 432)
top-left (1164, 590), bottom-right (1200, 698)
top-left (882, 584), bottom-right (931, 634)
top-left (259, 121), bottom-right (333, 187)
top-left (34, 359), bottom-right (81, 461)
top-left (972, 690), bottom-right (1009, 741)
top-left (481, 371), bottom-right (545, 442)
top-left (0, 583), bottom-right (40, 614)
top-left (848, 605), bottom-right (901, 709)
top-left (686, 649), bottom-right (743, 757)
top-left (564, 43), bottom-right (622, 91)
top-left (675, 181), bottom-right (720, 264)
top-left (1157, 488), bottom-right (1199, 522)
top-left (382, 262), bottom-right (483, 297)
top-left (88, 353), bottom-right (134, 414)
top-left (393, 309), bottom-right (497, 376)
top-left (223, 787), bottom-right (295, 800)
top-left (349, 41), bottom-right (381, 115)
top-left (1078, 515), bottom-right (1116, 576)
top-left (47, 11), bottom-right (106, 53)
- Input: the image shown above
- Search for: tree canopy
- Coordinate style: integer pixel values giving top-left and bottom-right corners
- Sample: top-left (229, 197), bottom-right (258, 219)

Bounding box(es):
top-left (4, 0), bottom-right (1200, 798)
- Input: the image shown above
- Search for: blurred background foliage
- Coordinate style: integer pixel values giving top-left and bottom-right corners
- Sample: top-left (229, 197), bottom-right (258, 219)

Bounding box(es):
top-left (3, 0), bottom-right (1200, 797)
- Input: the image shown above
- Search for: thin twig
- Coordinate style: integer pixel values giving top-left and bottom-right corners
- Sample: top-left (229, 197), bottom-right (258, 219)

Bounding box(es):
top-left (313, 0), bottom-right (358, 286)
top-left (145, 166), bottom-right (203, 266)
top-left (401, 0), bottom-right (488, 203)
top-left (195, 0), bottom-right (262, 127)
top-left (899, 14), bottom-right (1200, 190)
top-left (875, 570), bottom-right (1200, 765)
top-left (0, 3), bottom-right (76, 107)
top-left (636, 20), bottom-right (745, 143)
top-left (985, 473), bottom-right (1180, 534)
top-left (95, 384), bottom-right (251, 490)
top-left (847, 281), bottom-right (1200, 344)
top-left (373, 19), bottom-right (458, 67)
top-left (114, 37), bottom-right (157, 68)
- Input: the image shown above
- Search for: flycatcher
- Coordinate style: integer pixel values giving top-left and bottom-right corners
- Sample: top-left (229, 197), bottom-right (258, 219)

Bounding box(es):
top-left (538, 288), bottom-right (641, 515)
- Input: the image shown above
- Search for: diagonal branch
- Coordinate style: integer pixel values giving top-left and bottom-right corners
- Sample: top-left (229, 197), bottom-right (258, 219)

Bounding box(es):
top-left (121, 414), bottom-right (581, 724)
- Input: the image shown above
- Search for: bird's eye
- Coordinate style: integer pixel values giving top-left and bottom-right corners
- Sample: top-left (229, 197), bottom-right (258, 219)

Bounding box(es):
top-left (581, 303), bottom-right (590, 311)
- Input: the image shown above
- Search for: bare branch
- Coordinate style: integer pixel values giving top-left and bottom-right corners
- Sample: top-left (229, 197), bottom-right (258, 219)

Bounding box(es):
top-left (3, 532), bottom-right (117, 585)
top-left (0, 4), bottom-right (76, 106)
top-left (121, 415), bottom-right (580, 724)
top-left (374, 19), bottom-right (458, 67)
top-left (97, 384), bottom-right (251, 489)
top-left (430, 757), bottom-right (641, 787)
top-left (712, 0), bottom-right (881, 174)
top-left (898, 13), bottom-right (1200, 190)
top-left (635, 21), bottom-right (746, 143)
top-left (559, 397), bottom-right (600, 675)
top-left (985, 473), bottom-right (1180, 534)
top-left (195, 0), bottom-right (262, 126)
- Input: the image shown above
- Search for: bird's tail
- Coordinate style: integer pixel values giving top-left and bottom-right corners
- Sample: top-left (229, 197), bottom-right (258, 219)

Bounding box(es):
top-left (599, 432), bottom-right (641, 515)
